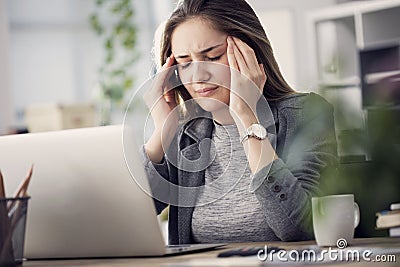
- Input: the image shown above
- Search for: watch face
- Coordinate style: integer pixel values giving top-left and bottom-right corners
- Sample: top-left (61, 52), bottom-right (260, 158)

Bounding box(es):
top-left (251, 124), bottom-right (267, 139)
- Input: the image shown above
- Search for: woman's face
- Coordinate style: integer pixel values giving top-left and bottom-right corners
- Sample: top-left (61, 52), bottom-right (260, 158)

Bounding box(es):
top-left (171, 18), bottom-right (231, 112)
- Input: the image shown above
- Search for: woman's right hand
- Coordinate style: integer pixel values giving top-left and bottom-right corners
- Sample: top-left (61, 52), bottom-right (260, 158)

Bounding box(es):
top-left (143, 54), bottom-right (179, 163)
top-left (143, 54), bottom-right (178, 131)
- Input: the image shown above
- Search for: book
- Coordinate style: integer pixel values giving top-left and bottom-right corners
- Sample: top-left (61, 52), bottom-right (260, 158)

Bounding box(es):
top-left (376, 209), bottom-right (400, 229)
top-left (389, 227), bottom-right (400, 237)
top-left (390, 203), bottom-right (400, 211)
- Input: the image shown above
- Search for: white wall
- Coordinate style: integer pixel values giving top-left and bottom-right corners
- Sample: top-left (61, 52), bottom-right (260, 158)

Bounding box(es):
top-left (258, 9), bottom-right (296, 89)
top-left (6, 0), bottom-right (100, 126)
top-left (1, 0), bottom-right (337, 131)
top-left (0, 0), bottom-right (13, 134)
top-left (3, 0), bottom-right (174, 128)
top-left (248, 0), bottom-right (336, 91)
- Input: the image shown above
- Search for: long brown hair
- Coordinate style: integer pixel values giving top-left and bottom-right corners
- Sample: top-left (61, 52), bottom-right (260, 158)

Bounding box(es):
top-left (159, 0), bottom-right (295, 101)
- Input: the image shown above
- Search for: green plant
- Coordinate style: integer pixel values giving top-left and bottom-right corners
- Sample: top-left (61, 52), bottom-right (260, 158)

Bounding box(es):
top-left (89, 0), bottom-right (139, 123)
top-left (319, 101), bottom-right (400, 237)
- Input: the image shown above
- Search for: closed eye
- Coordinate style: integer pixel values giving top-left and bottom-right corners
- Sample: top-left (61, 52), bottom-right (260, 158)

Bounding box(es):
top-left (179, 62), bottom-right (191, 69)
top-left (207, 54), bottom-right (223, 61)
top-left (178, 53), bottom-right (223, 70)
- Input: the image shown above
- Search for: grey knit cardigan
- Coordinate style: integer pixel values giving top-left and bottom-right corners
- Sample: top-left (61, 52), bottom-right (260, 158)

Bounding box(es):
top-left (140, 92), bottom-right (338, 245)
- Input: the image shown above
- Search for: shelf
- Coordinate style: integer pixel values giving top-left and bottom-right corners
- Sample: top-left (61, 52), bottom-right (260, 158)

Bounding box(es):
top-left (309, 0), bottom-right (400, 131)
top-left (366, 104), bottom-right (400, 111)
top-left (364, 70), bottom-right (400, 84)
top-left (315, 17), bottom-right (359, 81)
top-left (309, 0), bottom-right (400, 49)
top-left (309, 0), bottom-right (400, 22)
top-left (360, 42), bottom-right (400, 107)
top-left (362, 6), bottom-right (400, 47)
top-left (319, 76), bottom-right (360, 88)
top-left (321, 86), bottom-right (364, 131)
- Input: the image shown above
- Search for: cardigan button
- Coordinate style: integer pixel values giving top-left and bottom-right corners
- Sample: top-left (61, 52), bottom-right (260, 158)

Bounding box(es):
top-left (273, 184), bottom-right (281, 192)
top-left (266, 176), bottom-right (275, 183)
top-left (279, 193), bottom-right (287, 200)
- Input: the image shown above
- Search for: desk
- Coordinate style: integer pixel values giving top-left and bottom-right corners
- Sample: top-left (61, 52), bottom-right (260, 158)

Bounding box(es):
top-left (23, 237), bottom-right (400, 267)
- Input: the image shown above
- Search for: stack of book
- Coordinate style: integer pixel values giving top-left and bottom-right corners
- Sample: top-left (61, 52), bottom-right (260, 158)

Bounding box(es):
top-left (376, 203), bottom-right (400, 237)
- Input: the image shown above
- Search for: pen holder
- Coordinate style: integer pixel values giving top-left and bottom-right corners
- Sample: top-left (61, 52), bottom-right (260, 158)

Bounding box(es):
top-left (0, 197), bottom-right (30, 267)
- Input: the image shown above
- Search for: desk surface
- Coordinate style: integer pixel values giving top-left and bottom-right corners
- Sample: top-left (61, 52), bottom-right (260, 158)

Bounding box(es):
top-left (23, 237), bottom-right (400, 267)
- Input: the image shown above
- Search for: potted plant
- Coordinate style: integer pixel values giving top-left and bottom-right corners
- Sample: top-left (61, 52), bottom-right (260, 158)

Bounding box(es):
top-left (89, 0), bottom-right (139, 125)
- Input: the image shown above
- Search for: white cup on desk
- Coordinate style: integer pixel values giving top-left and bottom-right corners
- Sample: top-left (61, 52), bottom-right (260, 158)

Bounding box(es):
top-left (312, 194), bottom-right (360, 247)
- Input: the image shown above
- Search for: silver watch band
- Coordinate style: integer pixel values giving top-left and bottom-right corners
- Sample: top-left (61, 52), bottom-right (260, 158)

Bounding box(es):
top-left (240, 134), bottom-right (250, 144)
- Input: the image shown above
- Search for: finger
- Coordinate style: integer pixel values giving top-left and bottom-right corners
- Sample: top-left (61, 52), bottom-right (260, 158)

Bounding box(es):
top-left (163, 55), bottom-right (178, 104)
top-left (227, 36), bottom-right (239, 72)
top-left (144, 55), bottom-right (175, 107)
top-left (157, 54), bottom-right (175, 80)
top-left (232, 37), bottom-right (260, 74)
top-left (164, 88), bottom-right (176, 103)
top-left (231, 39), bottom-right (248, 74)
top-left (162, 54), bottom-right (175, 69)
top-left (259, 63), bottom-right (267, 80)
top-left (259, 63), bottom-right (267, 91)
top-left (152, 54), bottom-right (175, 90)
top-left (259, 64), bottom-right (267, 79)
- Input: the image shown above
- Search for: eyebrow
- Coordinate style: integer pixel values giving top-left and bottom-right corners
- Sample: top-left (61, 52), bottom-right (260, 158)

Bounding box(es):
top-left (175, 43), bottom-right (225, 59)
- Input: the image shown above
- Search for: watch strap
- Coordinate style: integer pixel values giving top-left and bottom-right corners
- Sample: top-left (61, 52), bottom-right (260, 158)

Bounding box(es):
top-left (240, 134), bottom-right (250, 144)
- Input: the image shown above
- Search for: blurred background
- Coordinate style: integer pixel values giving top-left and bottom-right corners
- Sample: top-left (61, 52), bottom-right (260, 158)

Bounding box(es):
top-left (0, 0), bottom-right (399, 238)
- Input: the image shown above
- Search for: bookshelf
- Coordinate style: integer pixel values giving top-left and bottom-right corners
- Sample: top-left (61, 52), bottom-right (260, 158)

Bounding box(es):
top-left (307, 0), bottom-right (400, 159)
top-left (308, 1), bottom-right (400, 238)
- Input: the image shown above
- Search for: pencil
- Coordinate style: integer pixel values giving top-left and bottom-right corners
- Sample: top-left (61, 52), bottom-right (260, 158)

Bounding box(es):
top-left (7, 165), bottom-right (33, 211)
top-left (0, 170), bottom-right (5, 198)
top-left (13, 164), bottom-right (33, 198)
top-left (0, 170), bottom-right (15, 264)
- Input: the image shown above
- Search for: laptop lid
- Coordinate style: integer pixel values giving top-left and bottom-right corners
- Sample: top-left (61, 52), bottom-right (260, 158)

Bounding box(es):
top-left (0, 125), bottom-right (167, 258)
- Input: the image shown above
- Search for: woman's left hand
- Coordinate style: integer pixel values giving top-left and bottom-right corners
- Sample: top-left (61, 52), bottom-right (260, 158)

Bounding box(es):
top-left (226, 36), bottom-right (267, 125)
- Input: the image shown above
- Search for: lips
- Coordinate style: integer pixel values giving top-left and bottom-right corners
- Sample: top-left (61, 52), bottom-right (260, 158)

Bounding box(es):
top-left (196, 86), bottom-right (218, 97)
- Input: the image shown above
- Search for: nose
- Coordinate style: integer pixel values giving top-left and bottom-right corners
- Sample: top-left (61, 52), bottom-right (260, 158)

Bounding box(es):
top-left (191, 61), bottom-right (211, 83)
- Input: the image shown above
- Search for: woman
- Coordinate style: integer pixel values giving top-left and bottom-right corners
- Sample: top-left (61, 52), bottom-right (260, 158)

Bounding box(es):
top-left (141, 0), bottom-right (337, 244)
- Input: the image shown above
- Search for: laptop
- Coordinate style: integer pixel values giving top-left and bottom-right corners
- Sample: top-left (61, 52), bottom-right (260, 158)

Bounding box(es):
top-left (0, 125), bottom-right (224, 258)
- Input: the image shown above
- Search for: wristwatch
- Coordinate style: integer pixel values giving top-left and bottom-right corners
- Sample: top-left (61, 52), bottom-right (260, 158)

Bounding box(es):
top-left (240, 123), bottom-right (267, 143)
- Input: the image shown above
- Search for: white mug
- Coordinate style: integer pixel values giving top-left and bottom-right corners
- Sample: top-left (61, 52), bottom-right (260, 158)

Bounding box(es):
top-left (312, 194), bottom-right (360, 247)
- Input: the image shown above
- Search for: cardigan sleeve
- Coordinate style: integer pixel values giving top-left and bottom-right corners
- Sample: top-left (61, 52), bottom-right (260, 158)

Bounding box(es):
top-left (250, 94), bottom-right (338, 241)
top-left (140, 145), bottom-right (170, 214)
